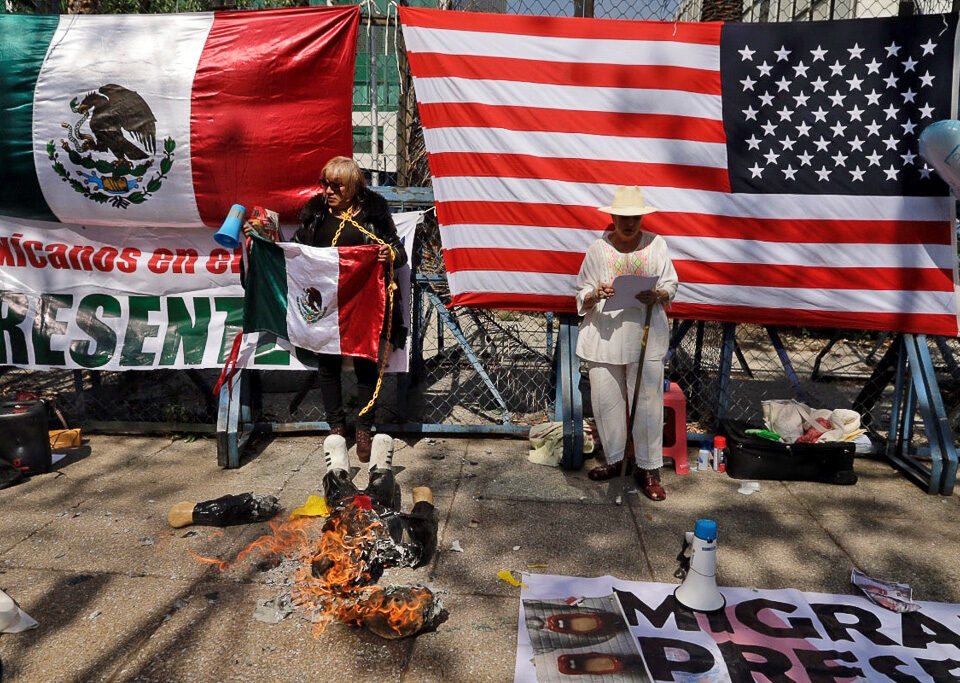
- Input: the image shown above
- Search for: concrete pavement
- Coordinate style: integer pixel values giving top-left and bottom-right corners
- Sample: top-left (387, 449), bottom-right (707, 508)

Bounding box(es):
top-left (1, 433), bottom-right (957, 681)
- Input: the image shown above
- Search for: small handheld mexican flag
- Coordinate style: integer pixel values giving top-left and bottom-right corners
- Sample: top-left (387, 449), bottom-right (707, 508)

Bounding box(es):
top-left (242, 236), bottom-right (386, 361)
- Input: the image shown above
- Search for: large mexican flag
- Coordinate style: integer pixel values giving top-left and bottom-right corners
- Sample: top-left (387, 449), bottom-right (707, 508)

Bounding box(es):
top-left (243, 238), bottom-right (386, 361)
top-left (0, 7), bottom-right (358, 228)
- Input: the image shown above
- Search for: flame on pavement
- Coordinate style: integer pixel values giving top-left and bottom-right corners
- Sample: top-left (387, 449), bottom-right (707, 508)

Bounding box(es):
top-left (191, 499), bottom-right (431, 638)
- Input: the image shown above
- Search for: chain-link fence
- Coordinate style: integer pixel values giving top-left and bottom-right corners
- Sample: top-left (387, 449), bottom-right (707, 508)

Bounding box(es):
top-left (669, 325), bottom-right (960, 440)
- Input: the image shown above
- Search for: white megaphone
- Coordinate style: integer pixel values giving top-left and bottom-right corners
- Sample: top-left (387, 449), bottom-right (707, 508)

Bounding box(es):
top-left (674, 518), bottom-right (725, 613)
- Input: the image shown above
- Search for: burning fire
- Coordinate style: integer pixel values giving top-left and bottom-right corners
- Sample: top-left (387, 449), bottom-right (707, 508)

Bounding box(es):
top-left (192, 498), bottom-right (435, 638)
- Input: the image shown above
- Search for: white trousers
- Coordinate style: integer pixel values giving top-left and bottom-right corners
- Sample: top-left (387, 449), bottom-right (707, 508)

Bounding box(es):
top-left (588, 359), bottom-right (664, 469)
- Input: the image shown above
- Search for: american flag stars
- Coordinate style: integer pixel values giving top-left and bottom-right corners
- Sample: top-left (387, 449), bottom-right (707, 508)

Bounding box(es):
top-left (731, 26), bottom-right (947, 194)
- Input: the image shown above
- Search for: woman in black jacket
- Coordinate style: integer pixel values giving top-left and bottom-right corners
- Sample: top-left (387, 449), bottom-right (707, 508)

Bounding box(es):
top-left (293, 156), bottom-right (407, 462)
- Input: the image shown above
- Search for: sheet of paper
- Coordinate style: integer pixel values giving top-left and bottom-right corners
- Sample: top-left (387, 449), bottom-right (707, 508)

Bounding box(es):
top-left (603, 275), bottom-right (659, 312)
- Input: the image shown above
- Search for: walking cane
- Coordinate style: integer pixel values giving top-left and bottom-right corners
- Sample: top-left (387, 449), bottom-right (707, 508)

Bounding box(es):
top-left (622, 303), bottom-right (654, 491)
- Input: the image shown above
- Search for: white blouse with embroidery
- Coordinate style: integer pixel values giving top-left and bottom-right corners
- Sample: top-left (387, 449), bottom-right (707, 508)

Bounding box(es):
top-left (575, 232), bottom-right (679, 365)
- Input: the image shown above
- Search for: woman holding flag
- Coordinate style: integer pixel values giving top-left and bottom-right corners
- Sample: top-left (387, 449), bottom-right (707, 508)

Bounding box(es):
top-left (575, 186), bottom-right (678, 501)
top-left (246, 156), bottom-right (406, 462)
top-left (298, 157), bottom-right (407, 462)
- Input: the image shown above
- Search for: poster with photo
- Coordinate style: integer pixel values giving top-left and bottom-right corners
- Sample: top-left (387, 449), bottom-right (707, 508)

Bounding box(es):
top-left (516, 574), bottom-right (960, 683)
top-left (521, 594), bottom-right (652, 682)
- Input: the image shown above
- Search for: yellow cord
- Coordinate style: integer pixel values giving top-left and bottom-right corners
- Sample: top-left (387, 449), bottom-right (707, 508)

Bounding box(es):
top-left (332, 209), bottom-right (395, 418)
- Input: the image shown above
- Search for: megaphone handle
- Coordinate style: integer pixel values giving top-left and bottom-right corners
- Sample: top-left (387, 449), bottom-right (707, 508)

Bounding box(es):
top-left (674, 534), bottom-right (692, 579)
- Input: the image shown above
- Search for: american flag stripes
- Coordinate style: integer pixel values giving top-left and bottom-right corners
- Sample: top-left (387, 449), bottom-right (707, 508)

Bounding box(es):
top-left (399, 8), bottom-right (960, 336)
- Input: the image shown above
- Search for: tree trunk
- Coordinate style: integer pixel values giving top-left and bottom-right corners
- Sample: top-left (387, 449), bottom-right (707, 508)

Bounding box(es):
top-left (700, 0), bottom-right (742, 21)
top-left (67, 0), bottom-right (100, 13)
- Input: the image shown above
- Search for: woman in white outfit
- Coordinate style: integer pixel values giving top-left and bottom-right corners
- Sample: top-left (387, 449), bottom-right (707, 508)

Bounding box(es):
top-left (575, 186), bottom-right (679, 501)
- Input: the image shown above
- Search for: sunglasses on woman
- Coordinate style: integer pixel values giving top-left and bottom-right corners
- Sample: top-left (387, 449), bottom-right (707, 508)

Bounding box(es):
top-left (320, 179), bottom-right (345, 191)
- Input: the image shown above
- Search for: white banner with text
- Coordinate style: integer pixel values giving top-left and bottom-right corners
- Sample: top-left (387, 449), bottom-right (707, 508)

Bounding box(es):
top-left (0, 212), bottom-right (420, 371)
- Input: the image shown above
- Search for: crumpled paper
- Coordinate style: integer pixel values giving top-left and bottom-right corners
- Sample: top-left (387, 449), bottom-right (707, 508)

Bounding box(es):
top-left (851, 568), bottom-right (920, 613)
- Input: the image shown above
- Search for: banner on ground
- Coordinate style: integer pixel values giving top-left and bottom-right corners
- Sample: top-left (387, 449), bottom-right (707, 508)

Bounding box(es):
top-left (0, 7), bottom-right (358, 227)
top-left (401, 8), bottom-right (960, 336)
top-left (516, 574), bottom-right (960, 682)
top-left (0, 212), bottom-right (421, 371)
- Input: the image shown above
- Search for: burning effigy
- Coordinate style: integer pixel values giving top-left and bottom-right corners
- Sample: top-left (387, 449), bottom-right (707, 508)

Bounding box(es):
top-left (194, 434), bottom-right (446, 639)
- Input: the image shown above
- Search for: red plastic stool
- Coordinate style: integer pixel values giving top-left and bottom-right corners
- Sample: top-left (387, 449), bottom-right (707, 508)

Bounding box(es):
top-left (662, 382), bottom-right (688, 474)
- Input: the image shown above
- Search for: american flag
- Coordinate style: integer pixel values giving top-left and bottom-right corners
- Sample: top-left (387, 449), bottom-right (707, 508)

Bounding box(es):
top-left (399, 8), bottom-right (960, 336)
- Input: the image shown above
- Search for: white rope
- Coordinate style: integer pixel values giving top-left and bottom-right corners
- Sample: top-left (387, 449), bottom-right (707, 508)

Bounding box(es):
top-left (387, 1), bottom-right (405, 96)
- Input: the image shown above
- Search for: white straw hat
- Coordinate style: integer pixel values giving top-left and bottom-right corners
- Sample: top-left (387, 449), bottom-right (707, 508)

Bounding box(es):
top-left (0, 589), bottom-right (38, 633)
top-left (597, 186), bottom-right (658, 216)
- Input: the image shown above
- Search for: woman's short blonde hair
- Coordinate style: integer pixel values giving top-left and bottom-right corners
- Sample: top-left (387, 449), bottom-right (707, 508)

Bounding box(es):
top-left (321, 156), bottom-right (366, 202)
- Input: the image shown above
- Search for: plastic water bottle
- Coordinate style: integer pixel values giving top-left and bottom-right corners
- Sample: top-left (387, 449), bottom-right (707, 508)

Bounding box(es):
top-left (697, 444), bottom-right (710, 471)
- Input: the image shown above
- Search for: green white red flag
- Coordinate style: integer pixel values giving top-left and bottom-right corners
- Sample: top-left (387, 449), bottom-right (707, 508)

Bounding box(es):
top-left (242, 238), bottom-right (386, 362)
top-left (0, 7), bottom-right (358, 227)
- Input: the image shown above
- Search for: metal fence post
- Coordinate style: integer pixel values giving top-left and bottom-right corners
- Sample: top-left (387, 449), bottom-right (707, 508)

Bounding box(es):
top-left (716, 323), bottom-right (736, 427)
top-left (557, 315), bottom-right (583, 469)
top-left (886, 335), bottom-right (958, 494)
top-left (217, 369), bottom-right (253, 469)
top-left (766, 326), bottom-right (807, 401)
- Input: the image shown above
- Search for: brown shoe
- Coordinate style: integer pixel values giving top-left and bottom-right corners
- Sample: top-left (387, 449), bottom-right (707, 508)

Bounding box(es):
top-left (637, 468), bottom-right (666, 501)
top-left (356, 429), bottom-right (372, 463)
top-left (328, 424), bottom-right (346, 437)
top-left (589, 459), bottom-right (627, 481)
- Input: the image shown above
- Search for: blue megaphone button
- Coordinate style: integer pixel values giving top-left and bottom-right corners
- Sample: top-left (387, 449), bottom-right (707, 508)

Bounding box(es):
top-left (694, 519), bottom-right (717, 542)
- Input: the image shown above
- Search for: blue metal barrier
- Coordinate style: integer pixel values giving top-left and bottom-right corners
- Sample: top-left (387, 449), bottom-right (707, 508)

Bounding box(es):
top-left (887, 334), bottom-right (958, 495)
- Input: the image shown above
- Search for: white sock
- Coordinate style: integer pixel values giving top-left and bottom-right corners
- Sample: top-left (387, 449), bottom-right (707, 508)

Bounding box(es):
top-left (370, 433), bottom-right (394, 471)
top-left (323, 435), bottom-right (348, 473)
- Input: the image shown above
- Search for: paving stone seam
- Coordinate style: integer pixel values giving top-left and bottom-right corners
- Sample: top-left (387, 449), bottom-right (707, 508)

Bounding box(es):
top-left (426, 465), bottom-right (466, 586)
top-left (781, 482), bottom-right (862, 569)
top-left (403, 440), bottom-right (472, 683)
top-left (131, 436), bottom-right (182, 463)
top-left (625, 503), bottom-right (658, 581)
top-left (276, 441), bottom-right (324, 490)
top-left (0, 560), bottom-right (220, 583)
top-left (0, 505), bottom-right (80, 556)
top-left (99, 586), bottom-right (221, 682)
top-left (463, 439), bottom-right (526, 457)
top-left (473, 492), bottom-right (635, 506)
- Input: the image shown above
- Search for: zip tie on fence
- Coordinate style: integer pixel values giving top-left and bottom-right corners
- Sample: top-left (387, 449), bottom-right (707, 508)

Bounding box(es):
top-left (213, 331), bottom-right (245, 397)
top-left (331, 210), bottom-right (396, 418)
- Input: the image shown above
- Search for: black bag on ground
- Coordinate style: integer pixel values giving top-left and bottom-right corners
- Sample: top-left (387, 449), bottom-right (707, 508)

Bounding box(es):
top-left (721, 419), bottom-right (857, 485)
top-left (0, 456), bottom-right (25, 489)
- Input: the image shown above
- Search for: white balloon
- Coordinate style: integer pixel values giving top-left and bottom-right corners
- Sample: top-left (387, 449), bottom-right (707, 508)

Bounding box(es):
top-left (918, 119), bottom-right (960, 196)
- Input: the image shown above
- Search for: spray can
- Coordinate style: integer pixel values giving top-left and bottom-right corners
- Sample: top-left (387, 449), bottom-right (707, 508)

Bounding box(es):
top-left (697, 443), bottom-right (710, 471)
top-left (713, 436), bottom-right (727, 472)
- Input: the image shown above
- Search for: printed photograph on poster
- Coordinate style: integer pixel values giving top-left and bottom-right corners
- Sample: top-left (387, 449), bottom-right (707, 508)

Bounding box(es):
top-left (521, 595), bottom-right (652, 682)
